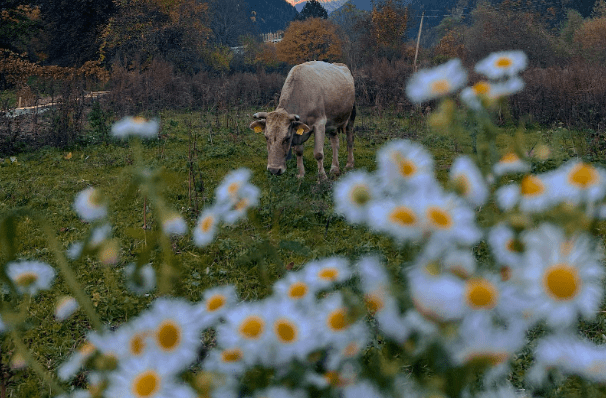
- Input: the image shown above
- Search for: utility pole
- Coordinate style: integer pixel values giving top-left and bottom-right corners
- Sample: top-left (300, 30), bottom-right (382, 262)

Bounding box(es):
top-left (413, 11), bottom-right (424, 73)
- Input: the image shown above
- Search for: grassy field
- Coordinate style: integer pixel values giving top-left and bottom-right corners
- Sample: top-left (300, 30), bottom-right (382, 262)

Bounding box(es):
top-left (1, 106), bottom-right (605, 396)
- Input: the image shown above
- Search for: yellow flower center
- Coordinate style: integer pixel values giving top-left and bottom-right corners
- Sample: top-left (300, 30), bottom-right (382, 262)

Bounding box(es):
top-left (132, 370), bottom-right (160, 398)
top-left (343, 342), bottom-right (359, 357)
top-left (389, 206), bottom-right (416, 226)
top-left (274, 319), bottom-right (298, 343)
top-left (365, 293), bottom-right (384, 315)
top-left (156, 321), bottom-right (181, 352)
top-left (465, 278), bottom-right (499, 309)
top-left (427, 206), bottom-right (452, 229)
top-left (506, 238), bottom-right (524, 253)
top-left (520, 175), bottom-right (544, 196)
top-left (221, 348), bottom-right (243, 363)
top-left (15, 272), bottom-right (38, 287)
top-left (227, 182), bottom-right (239, 196)
top-left (206, 294), bottom-right (226, 312)
top-left (543, 264), bottom-right (580, 301)
top-left (234, 198), bottom-right (249, 211)
top-left (500, 152), bottom-right (519, 163)
top-left (88, 189), bottom-right (103, 207)
top-left (472, 81), bottom-right (491, 95)
top-left (79, 342), bottom-right (96, 356)
top-left (466, 352), bottom-right (509, 367)
top-left (200, 216), bottom-right (214, 233)
top-left (454, 175), bottom-right (470, 196)
top-left (431, 79), bottom-right (451, 95)
top-left (327, 308), bottom-right (349, 331)
top-left (350, 184), bottom-right (371, 206)
top-left (132, 116), bottom-right (147, 124)
top-left (568, 163), bottom-right (598, 188)
top-left (288, 282), bottom-right (308, 299)
top-left (130, 333), bottom-right (146, 356)
top-left (324, 371), bottom-right (341, 387)
top-left (239, 316), bottom-right (264, 339)
top-left (495, 57), bottom-right (513, 68)
top-left (396, 156), bottom-right (417, 177)
top-left (318, 267), bottom-right (338, 281)
top-left (424, 261), bottom-right (441, 276)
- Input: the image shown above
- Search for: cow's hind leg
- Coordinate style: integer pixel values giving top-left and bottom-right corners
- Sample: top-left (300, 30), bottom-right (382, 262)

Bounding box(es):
top-left (294, 144), bottom-right (305, 179)
top-left (314, 124), bottom-right (328, 181)
top-left (329, 131), bottom-right (340, 176)
top-left (345, 106), bottom-right (356, 169)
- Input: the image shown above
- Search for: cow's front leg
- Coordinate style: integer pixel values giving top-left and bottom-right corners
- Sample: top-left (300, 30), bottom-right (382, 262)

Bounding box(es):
top-left (314, 124), bottom-right (327, 180)
top-left (329, 132), bottom-right (340, 175)
top-left (294, 144), bottom-right (305, 179)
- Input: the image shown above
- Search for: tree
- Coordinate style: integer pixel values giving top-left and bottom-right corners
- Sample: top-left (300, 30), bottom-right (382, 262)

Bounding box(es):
top-left (38, 0), bottom-right (116, 67)
top-left (100, 0), bottom-right (211, 73)
top-left (329, 3), bottom-right (367, 67)
top-left (574, 15), bottom-right (606, 63)
top-left (296, 0), bottom-right (328, 20)
top-left (276, 18), bottom-right (342, 64)
top-left (209, 0), bottom-right (255, 47)
top-left (370, 0), bottom-right (408, 58)
top-left (0, 2), bottom-right (42, 59)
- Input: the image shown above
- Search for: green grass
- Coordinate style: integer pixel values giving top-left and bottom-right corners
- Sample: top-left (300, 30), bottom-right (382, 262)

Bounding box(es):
top-left (1, 107), bottom-right (605, 396)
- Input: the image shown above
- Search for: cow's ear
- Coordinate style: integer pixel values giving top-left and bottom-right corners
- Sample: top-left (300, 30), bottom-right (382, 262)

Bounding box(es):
top-left (249, 120), bottom-right (266, 133)
top-left (292, 121), bottom-right (310, 136)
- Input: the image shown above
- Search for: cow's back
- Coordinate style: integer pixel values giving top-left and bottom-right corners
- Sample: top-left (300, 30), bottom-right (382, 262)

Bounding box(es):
top-left (277, 61), bottom-right (355, 120)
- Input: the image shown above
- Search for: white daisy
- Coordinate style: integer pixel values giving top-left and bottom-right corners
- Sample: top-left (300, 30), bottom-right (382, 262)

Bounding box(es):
top-left (442, 248), bottom-right (477, 278)
top-left (495, 183), bottom-right (520, 211)
top-left (105, 358), bottom-right (196, 398)
top-left (519, 223), bottom-right (605, 329)
top-left (89, 223), bottom-right (112, 248)
top-left (421, 190), bottom-right (483, 249)
top-left (406, 58), bottom-right (468, 103)
top-left (6, 260), bottom-right (55, 296)
top-left (161, 213), bottom-right (187, 236)
top-left (273, 270), bottom-right (317, 307)
top-left (203, 346), bottom-right (249, 376)
top-left (55, 296), bottom-right (79, 321)
top-left (487, 223), bottom-right (525, 269)
top-left (376, 139), bottom-right (436, 194)
top-left (73, 187), bottom-right (107, 222)
top-left (489, 76), bottom-right (525, 98)
top-left (253, 387), bottom-right (308, 398)
top-left (137, 298), bottom-right (206, 372)
top-left (475, 51), bottom-right (528, 80)
top-left (449, 155), bottom-right (489, 207)
top-left (217, 301), bottom-right (273, 364)
top-left (342, 380), bottom-right (386, 398)
top-left (193, 206), bottom-right (221, 247)
top-left (303, 257), bottom-right (352, 291)
top-left (195, 285), bottom-right (238, 328)
top-left (111, 116), bottom-right (160, 139)
top-left (266, 300), bottom-right (317, 365)
top-left (333, 170), bottom-right (378, 224)
top-left (316, 293), bottom-right (367, 351)
top-left (125, 263), bottom-right (156, 295)
top-left (367, 197), bottom-right (424, 243)
top-left (448, 316), bottom-right (527, 379)
top-left (222, 183), bottom-right (260, 225)
top-left (57, 341), bottom-right (97, 381)
top-left (529, 334), bottom-right (606, 385)
top-left (215, 168), bottom-right (254, 205)
top-left (493, 152), bottom-right (530, 177)
top-left (460, 81), bottom-right (492, 111)
top-left (557, 159), bottom-right (606, 205)
top-left (407, 262), bottom-right (465, 322)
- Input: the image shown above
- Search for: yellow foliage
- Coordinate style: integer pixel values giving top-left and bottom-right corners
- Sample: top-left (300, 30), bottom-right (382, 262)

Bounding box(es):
top-left (276, 18), bottom-right (342, 65)
top-left (371, 0), bottom-right (408, 49)
top-left (573, 17), bottom-right (606, 62)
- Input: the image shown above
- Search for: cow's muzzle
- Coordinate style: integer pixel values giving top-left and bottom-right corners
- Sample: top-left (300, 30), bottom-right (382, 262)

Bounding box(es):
top-left (268, 166), bottom-right (285, 175)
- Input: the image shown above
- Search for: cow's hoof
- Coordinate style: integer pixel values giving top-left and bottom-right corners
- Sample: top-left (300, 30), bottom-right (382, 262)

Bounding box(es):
top-left (330, 166), bottom-right (341, 176)
top-left (345, 162), bottom-right (354, 170)
top-left (317, 173), bottom-right (328, 182)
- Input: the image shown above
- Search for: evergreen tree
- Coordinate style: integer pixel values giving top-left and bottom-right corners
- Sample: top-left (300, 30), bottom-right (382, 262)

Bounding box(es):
top-left (296, 0), bottom-right (328, 21)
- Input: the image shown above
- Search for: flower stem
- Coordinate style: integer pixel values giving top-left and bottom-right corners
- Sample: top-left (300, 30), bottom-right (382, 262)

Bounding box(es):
top-left (42, 223), bottom-right (103, 330)
top-left (11, 330), bottom-right (65, 395)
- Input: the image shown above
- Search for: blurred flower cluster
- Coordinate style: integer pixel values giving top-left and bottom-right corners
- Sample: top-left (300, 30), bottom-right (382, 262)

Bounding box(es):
top-left (1, 50), bottom-right (605, 398)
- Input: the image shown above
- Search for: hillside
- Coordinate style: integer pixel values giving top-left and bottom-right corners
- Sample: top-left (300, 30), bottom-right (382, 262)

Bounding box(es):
top-left (248, 0), bottom-right (298, 32)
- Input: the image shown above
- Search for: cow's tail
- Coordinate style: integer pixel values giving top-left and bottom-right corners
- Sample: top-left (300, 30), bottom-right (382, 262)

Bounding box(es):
top-left (350, 104), bottom-right (357, 125)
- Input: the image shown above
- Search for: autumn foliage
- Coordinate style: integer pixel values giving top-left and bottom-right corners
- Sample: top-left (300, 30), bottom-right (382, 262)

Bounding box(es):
top-left (276, 18), bottom-right (342, 65)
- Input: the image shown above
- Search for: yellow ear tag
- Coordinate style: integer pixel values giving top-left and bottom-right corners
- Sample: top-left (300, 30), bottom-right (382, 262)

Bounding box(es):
top-left (296, 128), bottom-right (305, 135)
top-left (253, 125), bottom-right (263, 133)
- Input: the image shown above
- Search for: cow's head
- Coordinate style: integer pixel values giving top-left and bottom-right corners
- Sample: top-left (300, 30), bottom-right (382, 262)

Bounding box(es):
top-left (249, 110), bottom-right (310, 175)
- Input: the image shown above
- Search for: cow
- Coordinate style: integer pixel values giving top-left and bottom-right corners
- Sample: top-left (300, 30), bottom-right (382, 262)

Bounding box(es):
top-left (249, 61), bottom-right (356, 180)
